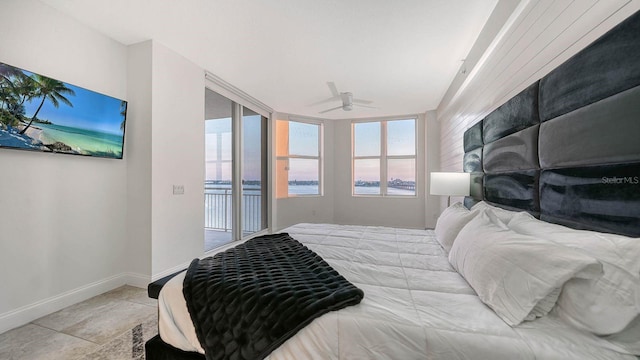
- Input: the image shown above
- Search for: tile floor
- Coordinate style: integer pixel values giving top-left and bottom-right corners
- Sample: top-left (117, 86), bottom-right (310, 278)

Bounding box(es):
top-left (0, 286), bottom-right (157, 360)
top-left (204, 228), bottom-right (233, 252)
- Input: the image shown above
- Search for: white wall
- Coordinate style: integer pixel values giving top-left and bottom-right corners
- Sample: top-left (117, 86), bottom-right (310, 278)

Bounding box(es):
top-left (126, 41), bottom-right (153, 278)
top-left (0, 2), bottom-right (207, 333)
top-left (437, 0), bottom-right (640, 213)
top-left (150, 42), bottom-right (205, 278)
top-left (125, 40), bottom-right (206, 280)
top-left (0, 0), bottom-right (128, 333)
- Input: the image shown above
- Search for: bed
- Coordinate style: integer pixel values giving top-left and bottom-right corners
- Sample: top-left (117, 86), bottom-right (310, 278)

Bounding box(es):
top-left (146, 9), bottom-right (640, 360)
top-left (154, 222), bottom-right (639, 360)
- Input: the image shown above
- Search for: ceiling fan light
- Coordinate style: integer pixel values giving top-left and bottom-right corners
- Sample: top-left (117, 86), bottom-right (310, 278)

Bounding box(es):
top-left (341, 92), bottom-right (354, 111)
top-left (318, 84), bottom-right (372, 113)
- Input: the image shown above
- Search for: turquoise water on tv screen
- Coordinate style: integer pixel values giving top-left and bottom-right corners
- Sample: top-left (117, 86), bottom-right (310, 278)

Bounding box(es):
top-left (37, 123), bottom-right (123, 158)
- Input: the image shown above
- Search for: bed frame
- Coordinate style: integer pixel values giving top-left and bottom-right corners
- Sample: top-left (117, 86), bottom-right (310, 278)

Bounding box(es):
top-left (146, 9), bottom-right (640, 360)
top-left (463, 9), bottom-right (640, 238)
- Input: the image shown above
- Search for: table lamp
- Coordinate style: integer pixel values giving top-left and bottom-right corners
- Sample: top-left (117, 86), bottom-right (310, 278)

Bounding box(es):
top-left (430, 172), bottom-right (470, 207)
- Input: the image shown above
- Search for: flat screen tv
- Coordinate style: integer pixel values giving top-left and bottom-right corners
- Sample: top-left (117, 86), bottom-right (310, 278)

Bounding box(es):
top-left (0, 61), bottom-right (127, 159)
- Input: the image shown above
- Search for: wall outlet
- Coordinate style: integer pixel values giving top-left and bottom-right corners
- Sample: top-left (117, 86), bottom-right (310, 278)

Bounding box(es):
top-left (173, 185), bottom-right (185, 195)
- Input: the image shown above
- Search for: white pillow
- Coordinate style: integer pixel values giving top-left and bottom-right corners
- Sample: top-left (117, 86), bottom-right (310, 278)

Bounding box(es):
top-left (507, 212), bottom-right (640, 335)
top-left (434, 202), bottom-right (478, 252)
top-left (471, 201), bottom-right (521, 223)
top-left (449, 210), bottom-right (602, 326)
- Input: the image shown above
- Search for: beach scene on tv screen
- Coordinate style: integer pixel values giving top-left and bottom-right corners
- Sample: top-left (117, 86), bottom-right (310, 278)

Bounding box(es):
top-left (0, 62), bottom-right (126, 159)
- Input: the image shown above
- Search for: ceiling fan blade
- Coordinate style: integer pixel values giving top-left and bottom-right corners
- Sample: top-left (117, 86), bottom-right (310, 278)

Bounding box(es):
top-left (353, 103), bottom-right (378, 109)
top-left (307, 96), bottom-right (340, 107)
top-left (327, 82), bottom-right (340, 97)
top-left (353, 98), bottom-right (373, 105)
top-left (318, 105), bottom-right (343, 114)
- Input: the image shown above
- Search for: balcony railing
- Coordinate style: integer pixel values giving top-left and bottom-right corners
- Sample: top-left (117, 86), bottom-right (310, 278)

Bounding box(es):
top-left (204, 186), bottom-right (263, 233)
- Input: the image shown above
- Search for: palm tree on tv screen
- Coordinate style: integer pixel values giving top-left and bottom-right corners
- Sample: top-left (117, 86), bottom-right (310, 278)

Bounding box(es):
top-left (0, 64), bottom-right (21, 109)
top-left (0, 63), bottom-right (21, 82)
top-left (19, 74), bottom-right (75, 135)
top-left (119, 100), bottom-right (126, 131)
top-left (11, 73), bottom-right (38, 115)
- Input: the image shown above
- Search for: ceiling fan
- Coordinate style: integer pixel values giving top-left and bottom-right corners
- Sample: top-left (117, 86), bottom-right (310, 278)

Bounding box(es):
top-left (313, 82), bottom-right (376, 114)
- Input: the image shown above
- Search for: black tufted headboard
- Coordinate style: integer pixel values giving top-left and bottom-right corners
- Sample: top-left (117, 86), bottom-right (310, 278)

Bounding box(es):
top-left (463, 10), bottom-right (640, 238)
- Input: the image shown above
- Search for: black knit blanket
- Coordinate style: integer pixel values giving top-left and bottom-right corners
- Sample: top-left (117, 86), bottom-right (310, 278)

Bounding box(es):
top-left (182, 233), bottom-right (364, 360)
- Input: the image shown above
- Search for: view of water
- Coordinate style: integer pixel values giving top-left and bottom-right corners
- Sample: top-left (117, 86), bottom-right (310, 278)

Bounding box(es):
top-left (288, 184), bottom-right (320, 195)
top-left (204, 183), bottom-right (415, 232)
top-left (205, 183), bottom-right (414, 196)
top-left (355, 186), bottom-right (415, 196)
top-left (287, 185), bottom-right (415, 196)
top-left (37, 123), bottom-right (123, 157)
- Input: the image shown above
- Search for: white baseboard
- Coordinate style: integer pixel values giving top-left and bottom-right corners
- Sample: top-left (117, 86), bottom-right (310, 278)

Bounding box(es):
top-left (0, 271), bottom-right (150, 335)
top-left (150, 236), bottom-right (259, 282)
top-left (151, 260), bottom-right (191, 282)
top-left (124, 272), bottom-right (151, 288)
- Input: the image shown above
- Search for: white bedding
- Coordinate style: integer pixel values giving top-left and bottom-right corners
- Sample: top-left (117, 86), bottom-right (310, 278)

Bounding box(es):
top-left (158, 223), bottom-right (636, 359)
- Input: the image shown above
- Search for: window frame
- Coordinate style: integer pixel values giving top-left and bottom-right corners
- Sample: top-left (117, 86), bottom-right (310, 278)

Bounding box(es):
top-left (276, 117), bottom-right (324, 197)
top-left (351, 117), bottom-right (417, 197)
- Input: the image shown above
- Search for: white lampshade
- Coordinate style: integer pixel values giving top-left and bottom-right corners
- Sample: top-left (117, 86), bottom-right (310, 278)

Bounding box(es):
top-left (430, 172), bottom-right (470, 196)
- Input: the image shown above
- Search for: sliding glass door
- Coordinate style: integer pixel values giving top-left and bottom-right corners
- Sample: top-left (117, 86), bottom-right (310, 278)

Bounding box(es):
top-left (204, 89), bottom-right (268, 252)
top-left (204, 89), bottom-right (233, 251)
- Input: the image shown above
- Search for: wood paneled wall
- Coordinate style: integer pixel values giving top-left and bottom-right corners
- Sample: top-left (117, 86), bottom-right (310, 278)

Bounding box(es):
top-left (437, 0), bottom-right (640, 174)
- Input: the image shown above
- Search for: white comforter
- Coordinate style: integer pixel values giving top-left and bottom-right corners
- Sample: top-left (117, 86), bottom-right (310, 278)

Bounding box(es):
top-left (158, 223), bottom-right (636, 359)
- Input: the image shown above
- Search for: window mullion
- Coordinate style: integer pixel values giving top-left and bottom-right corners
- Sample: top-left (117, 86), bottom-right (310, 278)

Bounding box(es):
top-left (353, 155), bottom-right (380, 160)
top-left (386, 155), bottom-right (416, 160)
top-left (318, 122), bottom-right (323, 195)
top-left (351, 122), bottom-right (355, 195)
top-left (231, 103), bottom-right (242, 241)
top-left (288, 155), bottom-right (319, 160)
top-left (380, 121), bottom-right (388, 196)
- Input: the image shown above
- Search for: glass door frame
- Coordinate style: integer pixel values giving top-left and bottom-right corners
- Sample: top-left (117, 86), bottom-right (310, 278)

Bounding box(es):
top-left (205, 72), bottom-right (273, 251)
top-left (232, 105), bottom-right (269, 239)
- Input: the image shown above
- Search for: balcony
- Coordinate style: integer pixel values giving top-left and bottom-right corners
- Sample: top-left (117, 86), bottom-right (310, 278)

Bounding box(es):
top-left (204, 185), bottom-right (263, 252)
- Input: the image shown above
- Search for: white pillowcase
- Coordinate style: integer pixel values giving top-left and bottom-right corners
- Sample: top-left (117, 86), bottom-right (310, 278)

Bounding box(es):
top-left (449, 210), bottom-right (602, 326)
top-left (507, 212), bottom-right (640, 336)
top-left (434, 202), bottom-right (478, 252)
top-left (471, 201), bottom-right (521, 224)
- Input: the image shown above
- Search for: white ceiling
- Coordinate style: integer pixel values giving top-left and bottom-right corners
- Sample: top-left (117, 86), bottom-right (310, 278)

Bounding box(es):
top-left (40, 0), bottom-right (499, 119)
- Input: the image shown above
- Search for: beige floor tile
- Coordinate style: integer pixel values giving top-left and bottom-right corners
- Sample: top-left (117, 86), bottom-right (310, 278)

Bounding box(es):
top-left (32, 286), bottom-right (156, 332)
top-left (0, 324), bottom-right (98, 360)
top-left (61, 300), bottom-right (155, 345)
top-left (3, 286), bottom-right (159, 358)
top-left (33, 293), bottom-right (123, 331)
top-left (79, 316), bottom-right (158, 360)
top-left (104, 285), bottom-right (157, 307)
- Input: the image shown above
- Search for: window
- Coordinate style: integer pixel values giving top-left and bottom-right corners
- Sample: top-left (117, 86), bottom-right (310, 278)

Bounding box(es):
top-left (352, 118), bottom-right (416, 196)
top-left (276, 119), bottom-right (322, 198)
